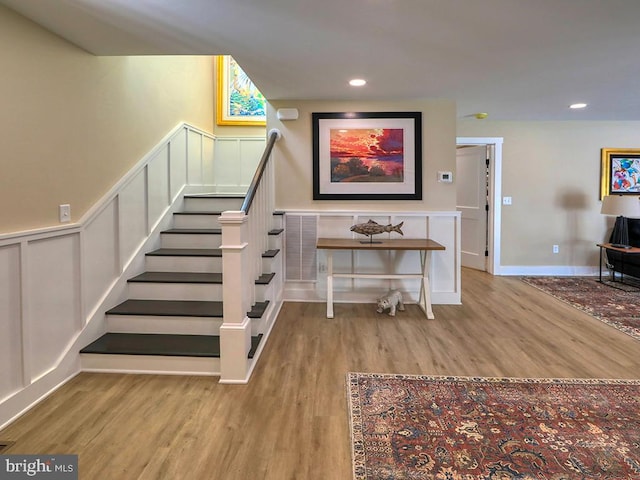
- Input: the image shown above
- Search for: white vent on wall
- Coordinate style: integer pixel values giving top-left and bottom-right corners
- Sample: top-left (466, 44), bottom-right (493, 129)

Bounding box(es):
top-left (285, 215), bottom-right (317, 281)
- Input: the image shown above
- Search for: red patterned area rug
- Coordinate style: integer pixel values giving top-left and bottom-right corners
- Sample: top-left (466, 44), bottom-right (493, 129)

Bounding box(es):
top-left (347, 373), bottom-right (640, 479)
top-left (522, 276), bottom-right (640, 342)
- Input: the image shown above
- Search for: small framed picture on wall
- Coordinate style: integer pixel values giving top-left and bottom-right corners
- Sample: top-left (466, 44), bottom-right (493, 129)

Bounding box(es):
top-left (216, 55), bottom-right (266, 126)
top-left (601, 148), bottom-right (640, 198)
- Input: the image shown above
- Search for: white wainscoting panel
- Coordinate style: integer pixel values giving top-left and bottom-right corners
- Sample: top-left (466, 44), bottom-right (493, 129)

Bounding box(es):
top-left (169, 131), bottom-right (187, 201)
top-left (83, 200), bottom-right (119, 316)
top-left (118, 169), bottom-right (148, 268)
top-left (427, 215), bottom-right (459, 297)
top-left (240, 138), bottom-right (267, 184)
top-left (320, 215), bottom-right (355, 238)
top-left (213, 139), bottom-right (240, 189)
top-left (0, 244), bottom-right (22, 401)
top-left (213, 137), bottom-right (266, 193)
top-left (27, 234), bottom-right (81, 382)
top-left (284, 211), bottom-right (461, 305)
top-left (187, 129), bottom-right (204, 185)
top-left (202, 135), bottom-right (215, 185)
top-left (0, 123), bottom-right (228, 429)
top-left (147, 146), bottom-right (171, 226)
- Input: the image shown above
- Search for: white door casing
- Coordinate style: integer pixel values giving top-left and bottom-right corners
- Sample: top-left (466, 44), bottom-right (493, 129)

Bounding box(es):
top-left (456, 137), bottom-right (503, 275)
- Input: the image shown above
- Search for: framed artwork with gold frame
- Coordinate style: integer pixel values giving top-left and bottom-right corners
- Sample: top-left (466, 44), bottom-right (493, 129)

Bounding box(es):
top-left (216, 55), bottom-right (266, 126)
top-left (600, 148), bottom-right (640, 199)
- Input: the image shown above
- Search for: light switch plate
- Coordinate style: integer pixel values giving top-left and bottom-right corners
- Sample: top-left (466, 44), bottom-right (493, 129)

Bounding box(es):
top-left (59, 204), bottom-right (71, 223)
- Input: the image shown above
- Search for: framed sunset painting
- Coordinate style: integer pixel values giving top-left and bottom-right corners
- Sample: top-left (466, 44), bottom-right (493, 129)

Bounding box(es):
top-left (312, 112), bottom-right (422, 200)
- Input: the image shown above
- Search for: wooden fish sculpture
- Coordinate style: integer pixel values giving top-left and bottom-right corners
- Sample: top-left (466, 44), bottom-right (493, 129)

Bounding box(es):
top-left (350, 219), bottom-right (404, 243)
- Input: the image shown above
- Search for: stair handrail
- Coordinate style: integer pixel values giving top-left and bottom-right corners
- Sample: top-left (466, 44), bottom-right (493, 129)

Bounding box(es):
top-left (241, 128), bottom-right (281, 214)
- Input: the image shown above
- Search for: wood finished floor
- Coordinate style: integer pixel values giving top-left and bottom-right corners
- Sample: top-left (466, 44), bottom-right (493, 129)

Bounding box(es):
top-left (1, 268), bottom-right (639, 479)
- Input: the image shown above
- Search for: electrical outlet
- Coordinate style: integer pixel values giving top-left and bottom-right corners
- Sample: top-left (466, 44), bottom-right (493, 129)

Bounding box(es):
top-left (502, 196), bottom-right (512, 205)
top-left (59, 204), bottom-right (71, 223)
top-left (318, 263), bottom-right (326, 273)
top-left (552, 245), bottom-right (559, 254)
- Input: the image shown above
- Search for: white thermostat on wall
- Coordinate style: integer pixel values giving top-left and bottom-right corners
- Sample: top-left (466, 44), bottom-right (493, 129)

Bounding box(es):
top-left (438, 171), bottom-right (453, 183)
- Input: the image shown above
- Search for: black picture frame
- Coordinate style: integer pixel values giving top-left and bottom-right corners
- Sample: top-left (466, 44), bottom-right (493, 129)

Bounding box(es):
top-left (312, 112), bottom-right (422, 200)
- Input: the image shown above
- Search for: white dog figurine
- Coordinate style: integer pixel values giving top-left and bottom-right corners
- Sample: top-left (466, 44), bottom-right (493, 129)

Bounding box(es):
top-left (376, 290), bottom-right (405, 316)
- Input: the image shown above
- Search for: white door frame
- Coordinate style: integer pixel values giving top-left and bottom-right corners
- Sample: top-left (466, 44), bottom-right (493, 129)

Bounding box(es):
top-left (456, 137), bottom-right (503, 275)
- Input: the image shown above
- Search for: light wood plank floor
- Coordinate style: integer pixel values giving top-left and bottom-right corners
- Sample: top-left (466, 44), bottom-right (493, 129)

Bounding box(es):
top-left (1, 268), bottom-right (639, 479)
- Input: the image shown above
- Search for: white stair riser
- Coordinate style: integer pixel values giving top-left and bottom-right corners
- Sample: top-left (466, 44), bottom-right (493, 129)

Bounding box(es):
top-left (81, 353), bottom-right (220, 375)
top-left (161, 233), bottom-right (221, 249)
top-left (272, 215), bottom-right (284, 230)
top-left (173, 214), bottom-right (221, 229)
top-left (183, 197), bottom-right (243, 212)
top-left (250, 298), bottom-right (276, 336)
top-left (146, 256), bottom-right (222, 272)
top-left (262, 257), bottom-right (275, 274)
top-left (128, 282), bottom-right (222, 301)
top-left (268, 235), bottom-right (283, 251)
top-left (107, 315), bottom-right (223, 335)
top-left (251, 317), bottom-right (265, 336)
top-left (254, 282), bottom-right (274, 303)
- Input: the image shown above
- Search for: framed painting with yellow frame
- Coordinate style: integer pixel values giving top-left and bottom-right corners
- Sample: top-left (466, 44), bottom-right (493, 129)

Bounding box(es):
top-left (216, 55), bottom-right (266, 126)
top-left (600, 148), bottom-right (640, 199)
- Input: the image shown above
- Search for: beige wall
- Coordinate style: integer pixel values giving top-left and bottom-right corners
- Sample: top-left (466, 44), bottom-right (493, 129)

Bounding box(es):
top-left (268, 99), bottom-right (457, 212)
top-left (458, 120), bottom-right (640, 267)
top-left (0, 5), bottom-right (214, 234)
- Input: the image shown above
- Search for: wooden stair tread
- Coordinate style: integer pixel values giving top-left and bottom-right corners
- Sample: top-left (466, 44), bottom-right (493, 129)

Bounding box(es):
top-left (174, 211), bottom-right (223, 215)
top-left (129, 272), bottom-right (223, 284)
top-left (268, 228), bottom-right (284, 235)
top-left (256, 273), bottom-right (275, 285)
top-left (106, 299), bottom-right (269, 318)
top-left (107, 299), bottom-right (223, 317)
top-left (262, 249), bottom-right (280, 258)
top-left (184, 194), bottom-right (245, 199)
top-left (81, 333), bottom-right (220, 357)
top-left (162, 228), bottom-right (221, 234)
top-left (146, 248), bottom-right (222, 257)
top-left (80, 333), bottom-right (262, 358)
top-left (248, 301), bottom-right (269, 318)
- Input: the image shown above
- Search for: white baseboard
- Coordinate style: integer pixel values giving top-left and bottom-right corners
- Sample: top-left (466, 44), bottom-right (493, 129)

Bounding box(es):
top-left (496, 266), bottom-right (600, 276)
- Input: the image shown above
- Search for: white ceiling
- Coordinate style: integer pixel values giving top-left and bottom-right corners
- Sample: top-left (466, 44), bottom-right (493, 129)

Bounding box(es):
top-left (3, 0), bottom-right (640, 121)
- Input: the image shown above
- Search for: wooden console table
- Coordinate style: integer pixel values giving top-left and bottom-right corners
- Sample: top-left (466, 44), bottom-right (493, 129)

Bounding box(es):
top-left (597, 242), bottom-right (640, 284)
top-left (316, 238), bottom-right (445, 319)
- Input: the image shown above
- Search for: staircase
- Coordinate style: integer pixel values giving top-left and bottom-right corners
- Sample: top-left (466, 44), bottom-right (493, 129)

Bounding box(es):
top-left (80, 193), bottom-right (283, 376)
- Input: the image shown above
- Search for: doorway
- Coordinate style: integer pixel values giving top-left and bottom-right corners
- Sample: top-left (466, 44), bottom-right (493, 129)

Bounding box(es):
top-left (456, 137), bottom-right (503, 275)
top-left (457, 145), bottom-right (489, 271)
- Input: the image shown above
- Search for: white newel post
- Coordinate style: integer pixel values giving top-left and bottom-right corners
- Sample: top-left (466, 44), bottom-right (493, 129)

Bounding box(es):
top-left (219, 211), bottom-right (252, 383)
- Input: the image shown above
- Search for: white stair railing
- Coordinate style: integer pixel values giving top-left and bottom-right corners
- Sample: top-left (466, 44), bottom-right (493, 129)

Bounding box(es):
top-left (218, 129), bottom-right (281, 383)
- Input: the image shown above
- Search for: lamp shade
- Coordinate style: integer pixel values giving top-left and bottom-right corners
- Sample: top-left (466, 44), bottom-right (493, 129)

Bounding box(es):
top-left (600, 195), bottom-right (640, 218)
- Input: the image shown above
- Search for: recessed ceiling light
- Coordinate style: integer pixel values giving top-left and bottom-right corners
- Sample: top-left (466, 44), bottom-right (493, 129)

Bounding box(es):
top-left (349, 78), bottom-right (366, 87)
top-left (569, 103), bottom-right (588, 109)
